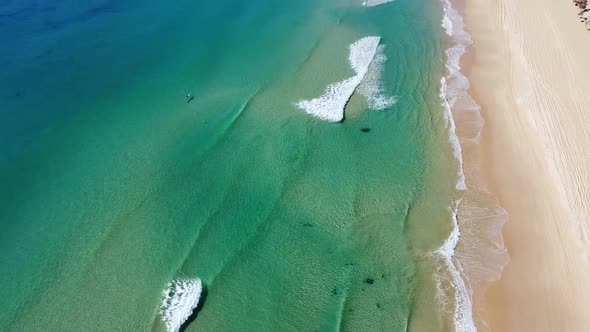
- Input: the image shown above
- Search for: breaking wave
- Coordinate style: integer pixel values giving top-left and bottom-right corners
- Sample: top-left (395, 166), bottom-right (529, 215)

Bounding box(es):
top-left (357, 45), bottom-right (398, 110)
top-left (362, 0), bottom-right (395, 7)
top-left (434, 77), bottom-right (476, 332)
top-left (160, 278), bottom-right (203, 332)
top-left (433, 0), bottom-right (509, 331)
top-left (296, 36), bottom-right (397, 121)
top-left (296, 36), bottom-right (381, 122)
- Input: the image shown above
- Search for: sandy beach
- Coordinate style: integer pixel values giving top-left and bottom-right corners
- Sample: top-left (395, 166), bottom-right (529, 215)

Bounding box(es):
top-left (461, 0), bottom-right (590, 330)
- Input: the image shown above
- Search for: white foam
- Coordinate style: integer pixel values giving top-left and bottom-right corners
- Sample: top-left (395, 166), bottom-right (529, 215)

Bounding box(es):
top-left (433, 200), bottom-right (476, 332)
top-left (436, 77), bottom-right (473, 332)
top-left (441, 77), bottom-right (467, 191)
top-left (160, 278), bottom-right (202, 332)
top-left (296, 36), bottom-right (381, 122)
top-left (435, 0), bottom-right (510, 331)
top-left (434, 1), bottom-right (477, 331)
top-left (442, 15), bottom-right (453, 36)
top-left (357, 45), bottom-right (398, 110)
top-left (362, 0), bottom-right (395, 7)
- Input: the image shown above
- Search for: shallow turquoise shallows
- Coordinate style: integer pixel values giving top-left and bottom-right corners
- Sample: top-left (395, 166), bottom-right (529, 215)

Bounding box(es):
top-left (0, 0), bottom-right (453, 331)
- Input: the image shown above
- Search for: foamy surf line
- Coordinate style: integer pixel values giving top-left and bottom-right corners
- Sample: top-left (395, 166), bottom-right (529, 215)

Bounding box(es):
top-left (435, 0), bottom-right (509, 331)
top-left (434, 1), bottom-right (476, 331)
top-left (160, 278), bottom-right (202, 332)
top-left (362, 0), bottom-right (395, 7)
top-left (358, 45), bottom-right (398, 110)
top-left (437, 78), bottom-right (475, 332)
top-left (296, 36), bottom-right (381, 122)
top-left (296, 36), bottom-right (396, 122)
top-left (433, 198), bottom-right (474, 332)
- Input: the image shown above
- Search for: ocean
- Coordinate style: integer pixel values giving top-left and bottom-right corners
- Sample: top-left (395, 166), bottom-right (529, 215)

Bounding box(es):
top-left (0, 0), bottom-right (479, 331)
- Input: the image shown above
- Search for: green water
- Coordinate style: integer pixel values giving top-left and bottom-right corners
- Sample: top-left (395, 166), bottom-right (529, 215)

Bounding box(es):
top-left (0, 0), bottom-right (457, 331)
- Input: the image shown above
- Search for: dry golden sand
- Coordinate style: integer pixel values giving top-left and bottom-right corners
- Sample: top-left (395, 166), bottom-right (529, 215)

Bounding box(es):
top-left (462, 0), bottom-right (590, 330)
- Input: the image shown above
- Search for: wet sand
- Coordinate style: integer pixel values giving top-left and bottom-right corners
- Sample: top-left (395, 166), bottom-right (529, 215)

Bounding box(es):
top-left (462, 0), bottom-right (590, 330)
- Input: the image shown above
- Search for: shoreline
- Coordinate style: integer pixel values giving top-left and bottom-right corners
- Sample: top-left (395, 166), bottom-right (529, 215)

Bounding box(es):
top-left (440, 0), bottom-right (509, 330)
top-left (462, 0), bottom-right (590, 330)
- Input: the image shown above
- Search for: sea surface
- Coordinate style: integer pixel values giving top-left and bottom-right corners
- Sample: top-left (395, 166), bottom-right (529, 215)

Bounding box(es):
top-left (0, 0), bottom-right (472, 331)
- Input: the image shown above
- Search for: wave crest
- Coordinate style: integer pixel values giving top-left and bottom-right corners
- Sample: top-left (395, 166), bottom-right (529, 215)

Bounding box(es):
top-left (434, 0), bottom-right (509, 331)
top-left (358, 45), bottom-right (398, 110)
top-left (296, 36), bottom-right (381, 122)
top-left (362, 0), bottom-right (395, 7)
top-left (160, 278), bottom-right (202, 332)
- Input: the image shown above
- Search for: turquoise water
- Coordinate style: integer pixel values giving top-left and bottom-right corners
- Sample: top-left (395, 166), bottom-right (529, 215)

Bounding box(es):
top-left (0, 0), bottom-right (457, 331)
